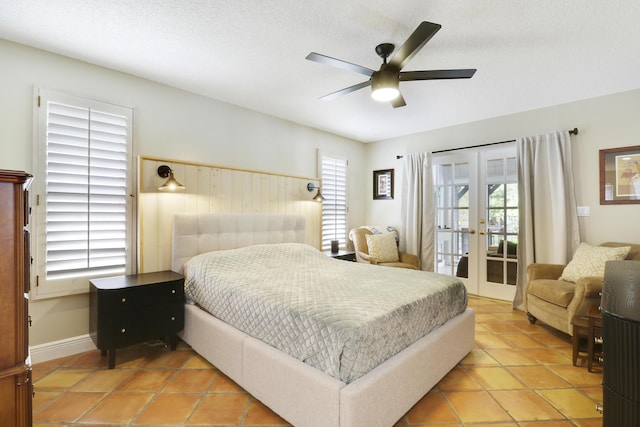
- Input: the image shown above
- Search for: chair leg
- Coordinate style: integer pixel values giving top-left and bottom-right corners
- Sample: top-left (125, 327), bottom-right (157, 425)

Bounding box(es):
top-left (527, 312), bottom-right (537, 324)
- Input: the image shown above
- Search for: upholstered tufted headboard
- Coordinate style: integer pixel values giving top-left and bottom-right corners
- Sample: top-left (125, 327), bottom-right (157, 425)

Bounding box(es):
top-left (171, 213), bottom-right (307, 273)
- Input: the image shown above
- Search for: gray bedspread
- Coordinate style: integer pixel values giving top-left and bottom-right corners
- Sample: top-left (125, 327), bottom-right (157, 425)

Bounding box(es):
top-left (184, 243), bottom-right (467, 383)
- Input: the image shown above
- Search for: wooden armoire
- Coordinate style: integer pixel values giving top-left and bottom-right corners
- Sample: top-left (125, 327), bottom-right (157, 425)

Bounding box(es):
top-left (0, 170), bottom-right (33, 427)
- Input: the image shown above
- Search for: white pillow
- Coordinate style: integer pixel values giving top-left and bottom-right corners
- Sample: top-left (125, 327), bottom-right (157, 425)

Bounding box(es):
top-left (366, 232), bottom-right (399, 263)
top-left (559, 243), bottom-right (631, 283)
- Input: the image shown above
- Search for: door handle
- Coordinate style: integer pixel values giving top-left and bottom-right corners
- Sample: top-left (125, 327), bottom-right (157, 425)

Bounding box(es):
top-left (479, 230), bottom-right (486, 235)
top-left (468, 229), bottom-right (476, 235)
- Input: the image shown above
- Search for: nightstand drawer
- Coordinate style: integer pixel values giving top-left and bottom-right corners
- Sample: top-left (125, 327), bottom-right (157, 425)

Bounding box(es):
top-left (98, 281), bottom-right (184, 311)
top-left (109, 304), bottom-right (185, 348)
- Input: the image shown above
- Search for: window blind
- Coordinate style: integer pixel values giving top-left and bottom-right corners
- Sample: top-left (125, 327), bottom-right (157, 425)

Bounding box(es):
top-left (45, 101), bottom-right (129, 279)
top-left (320, 155), bottom-right (347, 251)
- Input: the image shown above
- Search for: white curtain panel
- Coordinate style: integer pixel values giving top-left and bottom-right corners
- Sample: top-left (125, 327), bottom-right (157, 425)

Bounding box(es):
top-left (400, 152), bottom-right (434, 271)
top-left (513, 130), bottom-right (580, 310)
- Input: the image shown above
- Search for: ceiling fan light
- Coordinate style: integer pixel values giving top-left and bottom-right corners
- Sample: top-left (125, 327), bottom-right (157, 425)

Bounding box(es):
top-left (371, 86), bottom-right (400, 102)
top-left (370, 72), bottom-right (400, 102)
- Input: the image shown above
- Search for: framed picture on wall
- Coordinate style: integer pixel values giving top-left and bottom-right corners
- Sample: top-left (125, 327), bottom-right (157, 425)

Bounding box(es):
top-left (373, 169), bottom-right (394, 200)
top-left (599, 145), bottom-right (640, 204)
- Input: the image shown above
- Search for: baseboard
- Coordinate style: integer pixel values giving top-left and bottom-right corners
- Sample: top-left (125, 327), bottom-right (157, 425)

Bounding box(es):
top-left (30, 334), bottom-right (97, 364)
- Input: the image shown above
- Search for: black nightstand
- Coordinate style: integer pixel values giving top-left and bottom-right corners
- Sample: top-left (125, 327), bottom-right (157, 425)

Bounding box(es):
top-left (89, 271), bottom-right (185, 369)
top-left (324, 250), bottom-right (356, 262)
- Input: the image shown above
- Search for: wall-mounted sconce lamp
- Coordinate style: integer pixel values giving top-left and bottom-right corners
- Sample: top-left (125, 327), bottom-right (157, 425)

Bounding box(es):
top-left (307, 182), bottom-right (324, 202)
top-left (157, 165), bottom-right (185, 191)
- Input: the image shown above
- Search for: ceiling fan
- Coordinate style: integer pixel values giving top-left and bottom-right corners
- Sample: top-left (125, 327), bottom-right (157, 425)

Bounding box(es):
top-left (305, 21), bottom-right (476, 108)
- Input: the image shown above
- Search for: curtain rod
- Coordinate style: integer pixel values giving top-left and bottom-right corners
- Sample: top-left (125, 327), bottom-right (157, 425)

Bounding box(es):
top-left (396, 127), bottom-right (578, 159)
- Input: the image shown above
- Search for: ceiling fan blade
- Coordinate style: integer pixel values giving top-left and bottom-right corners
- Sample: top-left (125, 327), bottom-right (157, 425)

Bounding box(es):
top-left (306, 52), bottom-right (375, 77)
top-left (319, 80), bottom-right (371, 101)
top-left (400, 69), bottom-right (477, 81)
top-left (388, 21), bottom-right (441, 70)
top-left (391, 93), bottom-right (406, 108)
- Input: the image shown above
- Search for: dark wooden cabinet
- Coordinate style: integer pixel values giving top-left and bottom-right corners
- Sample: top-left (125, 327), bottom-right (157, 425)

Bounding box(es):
top-left (0, 170), bottom-right (33, 427)
top-left (89, 271), bottom-right (185, 368)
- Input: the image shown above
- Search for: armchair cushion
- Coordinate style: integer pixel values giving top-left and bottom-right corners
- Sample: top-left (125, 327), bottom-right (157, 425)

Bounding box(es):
top-left (559, 242), bottom-right (631, 283)
top-left (365, 232), bottom-right (399, 263)
top-left (527, 279), bottom-right (575, 308)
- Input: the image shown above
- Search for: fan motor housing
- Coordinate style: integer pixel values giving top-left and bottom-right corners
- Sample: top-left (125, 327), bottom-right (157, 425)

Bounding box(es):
top-left (371, 70), bottom-right (399, 91)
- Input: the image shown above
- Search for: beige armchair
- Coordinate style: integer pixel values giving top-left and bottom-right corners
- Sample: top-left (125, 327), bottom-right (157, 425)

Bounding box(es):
top-left (348, 227), bottom-right (420, 270)
top-left (526, 242), bottom-right (640, 335)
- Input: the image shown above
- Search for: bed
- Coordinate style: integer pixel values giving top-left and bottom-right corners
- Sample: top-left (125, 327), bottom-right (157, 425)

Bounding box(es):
top-left (172, 213), bottom-right (474, 427)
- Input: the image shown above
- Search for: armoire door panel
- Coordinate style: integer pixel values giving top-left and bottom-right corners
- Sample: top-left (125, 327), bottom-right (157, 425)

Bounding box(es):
top-left (0, 169), bottom-right (33, 427)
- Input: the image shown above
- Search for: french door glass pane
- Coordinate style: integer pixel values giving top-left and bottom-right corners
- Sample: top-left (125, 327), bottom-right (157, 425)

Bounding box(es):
top-left (435, 162), bottom-right (469, 277)
top-left (484, 156), bottom-right (518, 286)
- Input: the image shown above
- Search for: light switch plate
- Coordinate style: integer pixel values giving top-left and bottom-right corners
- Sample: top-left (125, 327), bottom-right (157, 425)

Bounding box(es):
top-left (577, 206), bottom-right (590, 217)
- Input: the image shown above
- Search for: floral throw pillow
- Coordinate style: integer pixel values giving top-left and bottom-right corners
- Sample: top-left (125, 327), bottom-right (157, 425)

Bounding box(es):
top-left (559, 243), bottom-right (631, 283)
top-left (365, 232), bottom-right (399, 263)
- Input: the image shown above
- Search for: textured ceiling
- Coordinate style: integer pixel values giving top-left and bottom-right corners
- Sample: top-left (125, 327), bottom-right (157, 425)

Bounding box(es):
top-left (1, 1), bottom-right (640, 142)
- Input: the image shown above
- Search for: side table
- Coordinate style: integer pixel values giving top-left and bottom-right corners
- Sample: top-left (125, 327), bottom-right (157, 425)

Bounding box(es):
top-left (586, 304), bottom-right (603, 373)
top-left (571, 304), bottom-right (603, 372)
top-left (323, 250), bottom-right (356, 262)
top-left (89, 271), bottom-right (185, 369)
top-left (571, 315), bottom-right (589, 367)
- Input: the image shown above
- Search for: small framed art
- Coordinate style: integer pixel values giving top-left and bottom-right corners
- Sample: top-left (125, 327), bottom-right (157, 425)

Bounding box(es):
top-left (373, 169), bottom-right (394, 200)
top-left (599, 145), bottom-right (640, 204)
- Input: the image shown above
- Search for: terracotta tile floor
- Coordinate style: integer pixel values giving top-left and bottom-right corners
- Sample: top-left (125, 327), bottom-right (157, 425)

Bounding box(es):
top-left (32, 296), bottom-right (603, 426)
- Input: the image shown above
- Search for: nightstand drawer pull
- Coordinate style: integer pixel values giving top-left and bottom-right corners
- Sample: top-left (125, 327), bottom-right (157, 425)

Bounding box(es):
top-left (121, 297), bottom-right (126, 303)
top-left (171, 316), bottom-right (176, 321)
top-left (171, 289), bottom-right (176, 294)
top-left (121, 328), bottom-right (126, 333)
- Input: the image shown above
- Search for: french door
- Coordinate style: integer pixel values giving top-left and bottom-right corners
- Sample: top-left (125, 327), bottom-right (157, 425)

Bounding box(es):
top-left (433, 145), bottom-right (518, 301)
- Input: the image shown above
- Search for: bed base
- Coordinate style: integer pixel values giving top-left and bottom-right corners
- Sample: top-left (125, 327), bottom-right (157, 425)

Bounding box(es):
top-left (180, 303), bottom-right (474, 427)
top-left (172, 213), bottom-right (475, 426)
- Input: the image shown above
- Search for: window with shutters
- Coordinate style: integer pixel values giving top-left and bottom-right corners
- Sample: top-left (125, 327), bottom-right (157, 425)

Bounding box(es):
top-left (32, 89), bottom-right (135, 298)
top-left (319, 152), bottom-right (348, 251)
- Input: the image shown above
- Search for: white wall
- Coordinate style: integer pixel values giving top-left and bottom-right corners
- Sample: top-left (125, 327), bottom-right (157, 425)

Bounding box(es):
top-left (4, 35), bottom-right (639, 349)
top-left (365, 89), bottom-right (640, 245)
top-left (0, 39), bottom-right (366, 346)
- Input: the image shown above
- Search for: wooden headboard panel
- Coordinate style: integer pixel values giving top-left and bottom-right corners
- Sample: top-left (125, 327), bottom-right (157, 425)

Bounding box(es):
top-left (138, 156), bottom-right (321, 273)
top-left (171, 213), bottom-right (306, 273)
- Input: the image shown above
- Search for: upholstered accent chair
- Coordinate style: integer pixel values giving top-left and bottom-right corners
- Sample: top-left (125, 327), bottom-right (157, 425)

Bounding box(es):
top-left (526, 242), bottom-right (640, 335)
top-left (348, 227), bottom-right (420, 270)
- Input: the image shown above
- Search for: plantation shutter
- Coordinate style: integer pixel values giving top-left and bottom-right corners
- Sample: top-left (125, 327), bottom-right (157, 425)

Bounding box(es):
top-left (44, 101), bottom-right (130, 279)
top-left (320, 155), bottom-right (347, 251)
